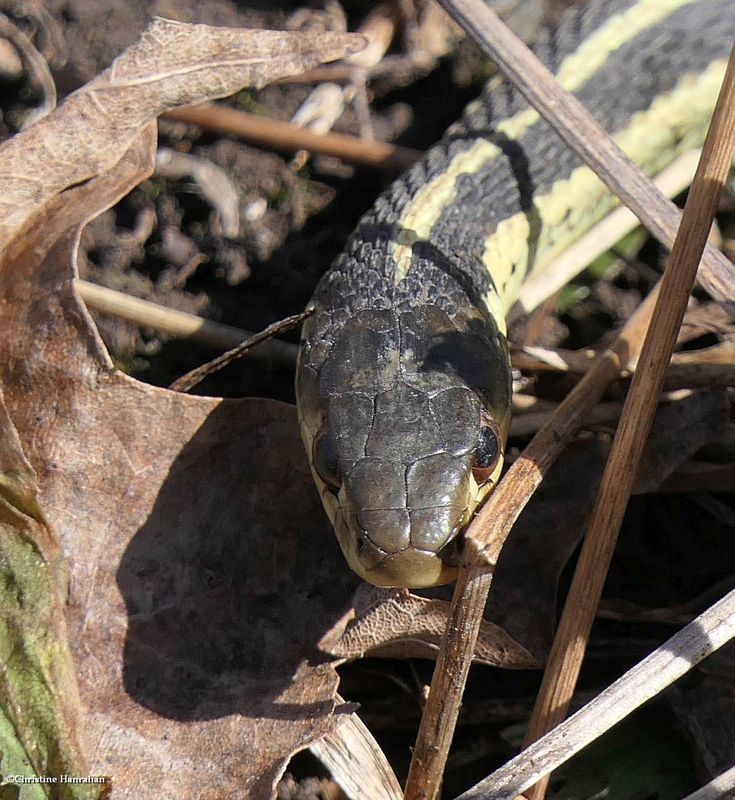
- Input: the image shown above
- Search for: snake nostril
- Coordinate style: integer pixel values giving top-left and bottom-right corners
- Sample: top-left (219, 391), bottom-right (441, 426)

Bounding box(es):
top-left (355, 535), bottom-right (365, 554)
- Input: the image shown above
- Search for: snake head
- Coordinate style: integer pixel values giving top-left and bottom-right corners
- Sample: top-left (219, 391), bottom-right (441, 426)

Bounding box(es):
top-left (311, 408), bottom-right (504, 587)
top-left (297, 304), bottom-right (510, 588)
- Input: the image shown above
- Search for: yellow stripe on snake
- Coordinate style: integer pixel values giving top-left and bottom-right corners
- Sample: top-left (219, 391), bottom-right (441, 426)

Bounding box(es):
top-left (297, 0), bottom-right (735, 588)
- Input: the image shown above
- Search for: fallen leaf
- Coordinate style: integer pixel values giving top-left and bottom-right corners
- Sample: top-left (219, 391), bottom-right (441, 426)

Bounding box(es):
top-left (321, 585), bottom-right (538, 668)
top-left (0, 134), bottom-right (363, 797)
top-left (0, 392), bottom-right (101, 799)
top-left (0, 17), bottom-right (364, 248)
top-left (0, 18), bottom-right (377, 800)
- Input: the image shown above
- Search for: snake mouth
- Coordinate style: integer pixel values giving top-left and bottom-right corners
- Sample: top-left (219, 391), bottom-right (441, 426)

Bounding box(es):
top-left (358, 546), bottom-right (459, 589)
top-left (341, 514), bottom-right (465, 588)
top-left (345, 461), bottom-right (504, 588)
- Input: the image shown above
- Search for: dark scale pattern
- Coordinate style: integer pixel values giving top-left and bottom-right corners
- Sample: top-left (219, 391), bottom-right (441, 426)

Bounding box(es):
top-left (297, 0), bottom-right (734, 587)
top-left (449, 0), bottom-right (634, 137)
top-left (427, 0), bottom-right (735, 300)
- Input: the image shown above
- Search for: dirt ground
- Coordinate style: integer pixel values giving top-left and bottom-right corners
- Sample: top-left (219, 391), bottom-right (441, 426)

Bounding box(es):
top-left (3, 0), bottom-right (735, 797)
top-left (6, 0), bottom-right (491, 406)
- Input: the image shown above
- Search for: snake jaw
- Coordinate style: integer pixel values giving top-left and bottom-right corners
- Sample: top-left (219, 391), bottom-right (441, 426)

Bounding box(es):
top-left (295, 0), bottom-right (734, 589)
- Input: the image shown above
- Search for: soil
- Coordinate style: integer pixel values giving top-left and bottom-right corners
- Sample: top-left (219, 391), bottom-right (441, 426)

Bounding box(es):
top-left (8, 0), bottom-right (496, 405)
top-left (3, 0), bottom-right (735, 797)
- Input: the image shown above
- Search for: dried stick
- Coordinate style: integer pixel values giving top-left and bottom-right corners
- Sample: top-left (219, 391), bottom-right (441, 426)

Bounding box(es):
top-left (523, 43), bottom-right (735, 800)
top-left (403, 285), bottom-right (657, 800)
top-left (169, 310), bottom-right (310, 392)
top-left (164, 104), bottom-right (421, 172)
top-left (403, 6), bottom-right (735, 794)
top-left (455, 587), bottom-right (735, 800)
top-left (432, 0), bottom-right (735, 308)
top-left (681, 765), bottom-right (735, 800)
top-left (76, 279), bottom-right (298, 367)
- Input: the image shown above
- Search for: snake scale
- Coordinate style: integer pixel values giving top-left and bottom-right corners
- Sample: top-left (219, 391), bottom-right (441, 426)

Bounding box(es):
top-left (296, 0), bottom-right (735, 588)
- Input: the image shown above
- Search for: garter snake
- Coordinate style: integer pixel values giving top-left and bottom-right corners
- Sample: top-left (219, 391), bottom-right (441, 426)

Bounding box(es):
top-left (296, 0), bottom-right (735, 588)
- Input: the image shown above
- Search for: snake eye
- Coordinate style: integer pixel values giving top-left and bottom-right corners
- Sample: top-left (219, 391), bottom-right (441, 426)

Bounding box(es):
top-left (471, 418), bottom-right (502, 485)
top-left (313, 430), bottom-right (342, 493)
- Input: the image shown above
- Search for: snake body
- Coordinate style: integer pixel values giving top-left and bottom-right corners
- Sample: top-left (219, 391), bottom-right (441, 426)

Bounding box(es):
top-left (297, 0), bottom-right (735, 588)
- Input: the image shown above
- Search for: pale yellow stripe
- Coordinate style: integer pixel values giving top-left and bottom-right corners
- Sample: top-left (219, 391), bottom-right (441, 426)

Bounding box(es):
top-left (392, 0), bottom-right (695, 286)
top-left (480, 59), bottom-right (727, 316)
top-left (556, 0), bottom-right (695, 94)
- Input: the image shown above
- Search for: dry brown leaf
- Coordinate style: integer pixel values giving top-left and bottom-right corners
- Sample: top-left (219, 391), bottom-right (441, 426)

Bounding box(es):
top-left (0, 18), bottom-right (375, 800)
top-left (0, 133), bottom-right (365, 796)
top-left (320, 584), bottom-right (538, 668)
top-left (0, 17), bottom-right (364, 247)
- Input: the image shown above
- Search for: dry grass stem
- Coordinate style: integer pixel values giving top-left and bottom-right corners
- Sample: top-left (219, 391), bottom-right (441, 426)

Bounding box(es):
top-left (523, 44), bottom-right (735, 800)
top-left (433, 0), bottom-right (735, 308)
top-left (662, 361), bottom-right (735, 390)
top-left (456, 587), bottom-right (735, 800)
top-left (404, 7), bottom-right (735, 795)
top-left (169, 311), bottom-right (310, 392)
top-left (164, 104), bottom-right (421, 172)
top-left (509, 149), bottom-right (703, 321)
top-left (681, 765), bottom-right (735, 800)
top-left (77, 279), bottom-right (298, 367)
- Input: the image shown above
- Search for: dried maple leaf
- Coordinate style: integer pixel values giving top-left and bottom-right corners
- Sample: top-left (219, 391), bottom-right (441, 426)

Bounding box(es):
top-left (0, 18), bottom-right (378, 800)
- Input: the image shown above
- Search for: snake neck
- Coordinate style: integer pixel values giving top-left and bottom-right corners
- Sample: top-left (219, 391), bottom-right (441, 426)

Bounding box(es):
top-left (298, 0), bottom-right (735, 588)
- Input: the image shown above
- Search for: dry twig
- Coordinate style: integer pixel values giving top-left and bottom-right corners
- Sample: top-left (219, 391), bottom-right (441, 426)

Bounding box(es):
top-left (522, 42), bottom-right (735, 800)
top-left (169, 311), bottom-right (310, 393)
top-left (402, 3), bottom-right (735, 795)
top-left (164, 104), bottom-right (421, 172)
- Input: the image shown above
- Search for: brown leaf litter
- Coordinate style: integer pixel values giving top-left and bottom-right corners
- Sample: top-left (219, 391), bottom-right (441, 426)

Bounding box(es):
top-left (2, 10), bottom-right (732, 799)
